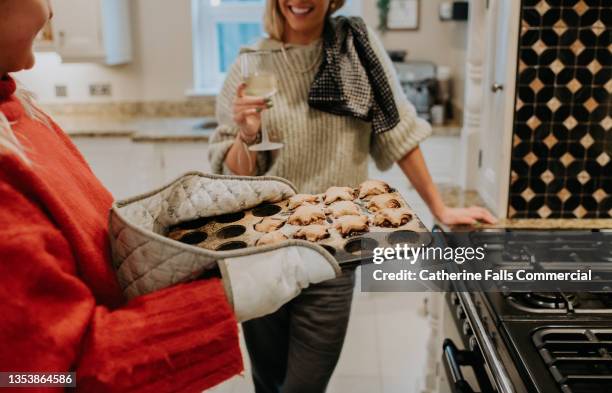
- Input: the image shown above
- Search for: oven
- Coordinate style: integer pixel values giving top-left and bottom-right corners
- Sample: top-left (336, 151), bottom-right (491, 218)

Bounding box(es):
top-left (439, 291), bottom-right (526, 393)
top-left (435, 227), bottom-right (612, 393)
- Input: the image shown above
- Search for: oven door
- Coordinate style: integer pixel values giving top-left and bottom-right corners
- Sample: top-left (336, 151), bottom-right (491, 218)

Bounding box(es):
top-left (442, 338), bottom-right (495, 393)
top-left (437, 294), bottom-right (496, 393)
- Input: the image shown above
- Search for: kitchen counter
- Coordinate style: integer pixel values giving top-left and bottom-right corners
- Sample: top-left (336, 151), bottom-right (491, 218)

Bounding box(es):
top-left (56, 116), bottom-right (216, 142)
top-left (485, 218), bottom-right (612, 229)
top-left (55, 115), bottom-right (461, 142)
top-left (436, 186), bottom-right (612, 230)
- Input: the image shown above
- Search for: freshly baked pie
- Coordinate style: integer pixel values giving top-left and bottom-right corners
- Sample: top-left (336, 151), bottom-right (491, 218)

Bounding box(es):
top-left (334, 215), bottom-right (369, 237)
top-left (288, 205), bottom-right (326, 226)
top-left (256, 231), bottom-right (288, 246)
top-left (358, 180), bottom-right (391, 199)
top-left (323, 186), bottom-right (356, 205)
top-left (372, 208), bottom-right (413, 227)
top-left (254, 217), bottom-right (286, 233)
top-left (325, 201), bottom-right (361, 218)
top-left (367, 194), bottom-right (401, 212)
top-left (293, 225), bottom-right (330, 242)
top-left (288, 194), bottom-right (320, 210)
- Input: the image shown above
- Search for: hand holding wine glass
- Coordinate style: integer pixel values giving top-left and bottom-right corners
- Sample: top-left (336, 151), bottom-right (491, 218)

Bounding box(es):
top-left (239, 51), bottom-right (283, 151)
top-left (233, 83), bottom-right (269, 141)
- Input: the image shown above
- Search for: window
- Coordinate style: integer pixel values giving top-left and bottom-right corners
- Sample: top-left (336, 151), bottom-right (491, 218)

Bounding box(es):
top-left (192, 0), bottom-right (361, 94)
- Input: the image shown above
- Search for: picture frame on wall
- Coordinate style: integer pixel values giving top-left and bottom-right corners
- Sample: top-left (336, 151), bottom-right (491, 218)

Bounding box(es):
top-left (387, 0), bottom-right (420, 31)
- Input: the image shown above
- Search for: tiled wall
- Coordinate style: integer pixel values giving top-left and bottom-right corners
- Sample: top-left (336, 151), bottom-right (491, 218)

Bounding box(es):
top-left (509, 0), bottom-right (610, 218)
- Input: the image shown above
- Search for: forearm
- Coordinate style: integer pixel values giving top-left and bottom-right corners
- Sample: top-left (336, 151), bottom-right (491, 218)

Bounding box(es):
top-left (397, 146), bottom-right (445, 217)
top-left (225, 135), bottom-right (259, 176)
top-left (77, 279), bottom-right (242, 392)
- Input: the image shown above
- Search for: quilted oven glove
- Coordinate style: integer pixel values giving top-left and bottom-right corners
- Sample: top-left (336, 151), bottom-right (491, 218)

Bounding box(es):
top-left (218, 244), bottom-right (340, 322)
top-left (109, 172), bottom-right (341, 323)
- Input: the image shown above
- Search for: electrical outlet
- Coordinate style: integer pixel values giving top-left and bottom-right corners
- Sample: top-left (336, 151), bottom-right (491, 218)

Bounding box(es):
top-left (55, 85), bottom-right (68, 98)
top-left (89, 83), bottom-right (112, 97)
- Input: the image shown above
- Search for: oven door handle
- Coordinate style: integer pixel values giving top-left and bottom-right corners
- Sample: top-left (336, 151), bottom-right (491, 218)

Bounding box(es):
top-left (443, 339), bottom-right (495, 393)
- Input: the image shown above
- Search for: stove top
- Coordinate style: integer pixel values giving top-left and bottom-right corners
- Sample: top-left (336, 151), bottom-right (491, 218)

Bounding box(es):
top-left (533, 327), bottom-right (612, 393)
top-left (486, 291), bottom-right (612, 319)
top-left (447, 228), bottom-right (612, 393)
top-left (500, 321), bottom-right (612, 393)
top-left (505, 292), bottom-right (612, 315)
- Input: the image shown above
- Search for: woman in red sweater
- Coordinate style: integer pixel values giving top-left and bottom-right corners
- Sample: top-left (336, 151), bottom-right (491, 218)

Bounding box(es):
top-left (0, 1), bottom-right (243, 391)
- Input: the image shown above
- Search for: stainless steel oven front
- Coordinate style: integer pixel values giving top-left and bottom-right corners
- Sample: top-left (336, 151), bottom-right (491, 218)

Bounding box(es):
top-left (439, 291), bottom-right (526, 393)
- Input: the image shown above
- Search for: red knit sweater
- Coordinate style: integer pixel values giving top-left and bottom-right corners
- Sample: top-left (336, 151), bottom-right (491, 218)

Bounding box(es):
top-left (0, 75), bottom-right (243, 392)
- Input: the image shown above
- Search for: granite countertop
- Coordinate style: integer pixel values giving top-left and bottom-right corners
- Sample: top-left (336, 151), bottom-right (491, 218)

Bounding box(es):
top-left (484, 218), bottom-right (612, 229)
top-left (57, 116), bottom-right (216, 142)
top-left (57, 115), bottom-right (461, 142)
top-left (437, 185), bottom-right (612, 230)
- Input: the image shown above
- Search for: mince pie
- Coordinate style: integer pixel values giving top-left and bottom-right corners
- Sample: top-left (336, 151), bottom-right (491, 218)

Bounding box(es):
top-left (254, 217), bottom-right (286, 233)
top-left (372, 208), bottom-right (413, 228)
top-left (334, 215), bottom-right (369, 237)
top-left (288, 194), bottom-right (320, 210)
top-left (367, 194), bottom-right (401, 212)
top-left (256, 231), bottom-right (288, 246)
top-left (288, 205), bottom-right (326, 226)
top-left (325, 201), bottom-right (361, 218)
top-left (323, 186), bottom-right (356, 205)
top-left (358, 180), bottom-right (391, 199)
top-left (293, 225), bottom-right (330, 242)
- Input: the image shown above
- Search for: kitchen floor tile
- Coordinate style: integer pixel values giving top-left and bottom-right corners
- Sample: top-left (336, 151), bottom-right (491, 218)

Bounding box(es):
top-left (334, 313), bottom-right (382, 377)
top-left (381, 375), bottom-right (424, 393)
top-left (326, 375), bottom-right (383, 393)
top-left (206, 377), bottom-right (238, 393)
top-left (374, 295), bottom-right (430, 379)
top-left (230, 375), bottom-right (255, 393)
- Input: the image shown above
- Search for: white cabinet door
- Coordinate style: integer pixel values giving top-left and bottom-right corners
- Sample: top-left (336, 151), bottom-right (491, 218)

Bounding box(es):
top-left (71, 138), bottom-right (210, 200)
top-left (51, 0), bottom-right (105, 61)
top-left (50, 0), bottom-right (131, 64)
top-left (158, 142), bottom-right (211, 183)
top-left (71, 137), bottom-right (160, 200)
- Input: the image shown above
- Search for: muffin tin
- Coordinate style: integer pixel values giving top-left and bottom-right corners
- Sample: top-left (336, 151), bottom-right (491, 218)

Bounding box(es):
top-left (165, 190), bottom-right (431, 267)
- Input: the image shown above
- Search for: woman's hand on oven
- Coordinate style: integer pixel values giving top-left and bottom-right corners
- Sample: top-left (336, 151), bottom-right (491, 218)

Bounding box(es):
top-left (434, 205), bottom-right (498, 226)
top-left (233, 83), bottom-right (271, 139)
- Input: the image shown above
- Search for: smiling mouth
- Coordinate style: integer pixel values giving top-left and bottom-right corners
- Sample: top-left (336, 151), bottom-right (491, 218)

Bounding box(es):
top-left (289, 5), bottom-right (314, 16)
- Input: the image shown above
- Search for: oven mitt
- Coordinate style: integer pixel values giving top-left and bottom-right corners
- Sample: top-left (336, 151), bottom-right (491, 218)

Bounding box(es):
top-left (109, 172), bottom-right (299, 300)
top-left (218, 245), bottom-right (341, 322)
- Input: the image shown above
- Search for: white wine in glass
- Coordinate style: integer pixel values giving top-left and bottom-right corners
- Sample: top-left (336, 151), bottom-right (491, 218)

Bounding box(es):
top-left (240, 51), bottom-right (283, 152)
top-left (244, 73), bottom-right (277, 98)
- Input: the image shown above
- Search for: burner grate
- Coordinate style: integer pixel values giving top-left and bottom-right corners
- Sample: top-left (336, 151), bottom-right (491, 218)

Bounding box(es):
top-left (506, 292), bottom-right (612, 314)
top-left (533, 328), bottom-right (612, 393)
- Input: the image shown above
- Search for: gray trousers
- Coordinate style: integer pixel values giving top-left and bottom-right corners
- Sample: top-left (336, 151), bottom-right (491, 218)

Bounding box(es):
top-left (242, 270), bottom-right (355, 393)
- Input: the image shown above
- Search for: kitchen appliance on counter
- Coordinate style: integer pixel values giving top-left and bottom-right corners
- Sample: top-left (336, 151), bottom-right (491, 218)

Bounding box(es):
top-left (394, 61), bottom-right (438, 122)
top-left (437, 228), bottom-right (612, 393)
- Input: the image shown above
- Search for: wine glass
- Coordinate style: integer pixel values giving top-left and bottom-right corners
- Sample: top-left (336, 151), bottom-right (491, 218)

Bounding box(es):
top-left (240, 51), bottom-right (284, 151)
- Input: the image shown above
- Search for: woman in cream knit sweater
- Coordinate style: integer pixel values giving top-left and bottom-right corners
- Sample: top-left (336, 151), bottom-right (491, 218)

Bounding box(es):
top-left (209, 1), bottom-right (496, 392)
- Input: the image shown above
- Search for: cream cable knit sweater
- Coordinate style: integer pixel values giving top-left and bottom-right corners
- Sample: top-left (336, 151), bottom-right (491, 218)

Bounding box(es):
top-left (208, 27), bottom-right (432, 194)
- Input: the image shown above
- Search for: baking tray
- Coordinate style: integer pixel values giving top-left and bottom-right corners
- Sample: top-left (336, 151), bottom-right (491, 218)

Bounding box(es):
top-left (165, 189), bottom-right (432, 268)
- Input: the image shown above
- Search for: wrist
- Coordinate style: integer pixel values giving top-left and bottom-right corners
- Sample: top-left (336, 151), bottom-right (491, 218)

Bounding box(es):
top-left (430, 202), bottom-right (448, 220)
top-left (238, 129), bottom-right (260, 145)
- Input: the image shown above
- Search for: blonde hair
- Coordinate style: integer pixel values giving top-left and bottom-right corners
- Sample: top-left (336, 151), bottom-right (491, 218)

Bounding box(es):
top-left (0, 82), bottom-right (49, 164)
top-left (264, 0), bottom-right (346, 41)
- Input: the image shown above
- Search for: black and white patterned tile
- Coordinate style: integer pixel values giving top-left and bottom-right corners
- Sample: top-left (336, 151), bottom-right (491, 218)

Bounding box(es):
top-left (509, 0), bottom-right (611, 219)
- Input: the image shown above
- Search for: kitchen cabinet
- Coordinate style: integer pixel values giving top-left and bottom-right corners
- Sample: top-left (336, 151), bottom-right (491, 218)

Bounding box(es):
top-left (153, 141), bottom-right (212, 185)
top-left (70, 137), bottom-right (209, 200)
top-left (50, 0), bottom-right (132, 65)
top-left (71, 137), bottom-right (157, 199)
